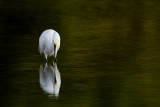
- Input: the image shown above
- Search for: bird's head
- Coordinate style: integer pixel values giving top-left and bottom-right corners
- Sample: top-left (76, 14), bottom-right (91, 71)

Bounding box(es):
top-left (52, 31), bottom-right (60, 62)
top-left (52, 31), bottom-right (60, 46)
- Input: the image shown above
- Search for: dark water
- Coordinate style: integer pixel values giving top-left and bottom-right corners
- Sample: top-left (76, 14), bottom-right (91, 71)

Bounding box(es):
top-left (1, 0), bottom-right (160, 106)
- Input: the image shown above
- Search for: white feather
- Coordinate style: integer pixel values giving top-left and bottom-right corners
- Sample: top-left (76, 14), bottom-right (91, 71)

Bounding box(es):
top-left (39, 29), bottom-right (60, 60)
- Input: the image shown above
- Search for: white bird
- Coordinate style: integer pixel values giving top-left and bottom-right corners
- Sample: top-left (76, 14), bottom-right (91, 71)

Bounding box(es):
top-left (39, 29), bottom-right (60, 62)
top-left (39, 63), bottom-right (61, 96)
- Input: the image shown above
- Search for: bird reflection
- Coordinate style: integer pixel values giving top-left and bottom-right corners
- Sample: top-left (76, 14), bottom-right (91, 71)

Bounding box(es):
top-left (39, 63), bottom-right (61, 97)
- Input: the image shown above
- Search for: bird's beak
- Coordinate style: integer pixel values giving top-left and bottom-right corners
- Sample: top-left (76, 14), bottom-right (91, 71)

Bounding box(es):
top-left (54, 43), bottom-right (57, 62)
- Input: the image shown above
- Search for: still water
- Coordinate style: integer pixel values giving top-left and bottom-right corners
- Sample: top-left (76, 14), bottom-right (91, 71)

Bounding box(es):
top-left (1, 0), bottom-right (160, 106)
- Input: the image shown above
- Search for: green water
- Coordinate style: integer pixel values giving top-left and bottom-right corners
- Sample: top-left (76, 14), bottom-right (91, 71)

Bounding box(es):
top-left (1, 0), bottom-right (160, 106)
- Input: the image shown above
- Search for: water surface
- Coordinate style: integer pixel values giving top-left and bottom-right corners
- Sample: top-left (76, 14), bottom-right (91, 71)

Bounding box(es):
top-left (1, 0), bottom-right (160, 107)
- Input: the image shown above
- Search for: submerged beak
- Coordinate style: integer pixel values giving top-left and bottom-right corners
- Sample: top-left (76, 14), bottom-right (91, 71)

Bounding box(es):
top-left (54, 43), bottom-right (57, 62)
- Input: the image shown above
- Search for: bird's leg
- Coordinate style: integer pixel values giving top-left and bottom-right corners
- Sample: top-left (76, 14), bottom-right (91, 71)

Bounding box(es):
top-left (45, 54), bottom-right (48, 62)
top-left (53, 58), bottom-right (57, 65)
top-left (54, 58), bottom-right (57, 63)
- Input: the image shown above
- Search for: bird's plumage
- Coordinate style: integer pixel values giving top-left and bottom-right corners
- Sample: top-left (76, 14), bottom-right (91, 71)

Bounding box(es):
top-left (39, 29), bottom-right (60, 60)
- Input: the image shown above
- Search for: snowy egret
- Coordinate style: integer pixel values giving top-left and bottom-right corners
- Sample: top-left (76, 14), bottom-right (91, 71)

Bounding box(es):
top-left (39, 63), bottom-right (61, 96)
top-left (39, 29), bottom-right (60, 62)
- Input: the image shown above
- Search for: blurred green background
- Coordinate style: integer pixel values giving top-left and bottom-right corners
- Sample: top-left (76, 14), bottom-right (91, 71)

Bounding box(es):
top-left (1, 0), bottom-right (160, 106)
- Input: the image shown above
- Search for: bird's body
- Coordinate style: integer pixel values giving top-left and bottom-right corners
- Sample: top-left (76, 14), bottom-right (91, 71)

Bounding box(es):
top-left (39, 29), bottom-right (60, 61)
